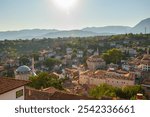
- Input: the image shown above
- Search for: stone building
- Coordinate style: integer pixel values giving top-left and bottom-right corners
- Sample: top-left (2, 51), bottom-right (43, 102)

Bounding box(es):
top-left (79, 70), bottom-right (135, 87)
top-left (86, 55), bottom-right (106, 70)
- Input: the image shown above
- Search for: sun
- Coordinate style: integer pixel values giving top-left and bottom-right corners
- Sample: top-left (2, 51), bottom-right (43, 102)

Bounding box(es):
top-left (52, 0), bottom-right (77, 10)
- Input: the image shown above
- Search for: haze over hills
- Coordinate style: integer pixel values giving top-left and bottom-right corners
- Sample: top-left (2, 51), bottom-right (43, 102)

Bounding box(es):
top-left (83, 18), bottom-right (150, 34)
top-left (130, 18), bottom-right (150, 33)
top-left (0, 18), bottom-right (150, 40)
top-left (0, 29), bottom-right (58, 40)
top-left (42, 30), bottom-right (99, 38)
top-left (82, 26), bottom-right (131, 34)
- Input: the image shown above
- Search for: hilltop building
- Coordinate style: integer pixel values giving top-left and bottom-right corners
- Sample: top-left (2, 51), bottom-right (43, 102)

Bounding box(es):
top-left (86, 55), bottom-right (106, 70)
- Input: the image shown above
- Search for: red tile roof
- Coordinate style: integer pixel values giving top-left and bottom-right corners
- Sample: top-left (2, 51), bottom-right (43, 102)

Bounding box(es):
top-left (25, 87), bottom-right (95, 100)
top-left (0, 78), bottom-right (29, 94)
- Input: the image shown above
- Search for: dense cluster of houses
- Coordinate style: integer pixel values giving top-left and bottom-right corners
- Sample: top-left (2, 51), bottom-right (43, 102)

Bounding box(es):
top-left (0, 39), bottom-right (150, 100)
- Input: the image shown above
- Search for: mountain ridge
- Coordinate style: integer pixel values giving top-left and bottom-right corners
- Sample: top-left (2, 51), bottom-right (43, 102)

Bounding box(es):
top-left (0, 18), bottom-right (150, 40)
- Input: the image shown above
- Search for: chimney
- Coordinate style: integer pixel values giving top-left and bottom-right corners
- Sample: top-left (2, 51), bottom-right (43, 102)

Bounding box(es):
top-left (136, 93), bottom-right (143, 100)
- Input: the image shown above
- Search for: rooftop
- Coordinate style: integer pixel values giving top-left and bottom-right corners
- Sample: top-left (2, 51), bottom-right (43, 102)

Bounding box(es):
top-left (0, 78), bottom-right (29, 94)
top-left (80, 70), bottom-right (135, 80)
top-left (87, 55), bottom-right (105, 62)
top-left (130, 54), bottom-right (150, 66)
top-left (25, 87), bottom-right (95, 100)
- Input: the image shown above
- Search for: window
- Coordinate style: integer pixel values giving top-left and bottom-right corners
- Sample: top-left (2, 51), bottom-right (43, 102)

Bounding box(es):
top-left (16, 89), bottom-right (23, 98)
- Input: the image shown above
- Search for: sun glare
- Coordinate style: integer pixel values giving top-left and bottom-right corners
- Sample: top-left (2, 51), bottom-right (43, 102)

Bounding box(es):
top-left (52, 0), bottom-right (77, 10)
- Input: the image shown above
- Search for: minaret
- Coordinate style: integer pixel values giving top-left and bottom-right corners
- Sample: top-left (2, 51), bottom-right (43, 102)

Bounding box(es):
top-left (31, 57), bottom-right (36, 75)
top-left (147, 48), bottom-right (149, 55)
top-left (94, 48), bottom-right (99, 56)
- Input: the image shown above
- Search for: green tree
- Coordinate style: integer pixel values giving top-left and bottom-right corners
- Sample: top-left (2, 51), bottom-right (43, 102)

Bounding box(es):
top-left (19, 56), bottom-right (30, 65)
top-left (120, 85), bottom-right (144, 99)
top-left (102, 48), bottom-right (123, 64)
top-left (43, 58), bottom-right (61, 70)
top-left (89, 83), bottom-right (145, 99)
top-left (28, 72), bottom-right (63, 90)
top-left (89, 83), bottom-right (116, 99)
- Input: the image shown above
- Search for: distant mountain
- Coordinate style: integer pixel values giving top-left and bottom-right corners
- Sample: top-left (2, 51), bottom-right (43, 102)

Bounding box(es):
top-left (42, 30), bottom-right (99, 38)
top-left (130, 18), bottom-right (150, 34)
top-left (82, 26), bottom-right (131, 34)
top-left (0, 18), bottom-right (150, 40)
top-left (0, 29), bottom-right (58, 40)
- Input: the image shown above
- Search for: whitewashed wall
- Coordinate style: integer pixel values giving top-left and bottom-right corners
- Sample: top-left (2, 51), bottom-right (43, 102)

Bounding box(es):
top-left (0, 86), bottom-right (25, 100)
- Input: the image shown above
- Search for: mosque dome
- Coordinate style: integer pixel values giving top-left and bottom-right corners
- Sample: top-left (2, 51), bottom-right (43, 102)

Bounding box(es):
top-left (16, 65), bottom-right (31, 74)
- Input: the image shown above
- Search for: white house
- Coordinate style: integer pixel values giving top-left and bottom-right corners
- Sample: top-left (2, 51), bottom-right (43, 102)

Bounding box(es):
top-left (122, 64), bottom-right (131, 71)
top-left (128, 49), bottom-right (137, 56)
top-left (66, 48), bottom-right (73, 55)
top-left (139, 54), bottom-right (150, 71)
top-left (110, 42), bottom-right (116, 47)
top-left (87, 49), bottom-right (94, 54)
top-left (0, 78), bottom-right (29, 100)
top-left (39, 55), bottom-right (45, 61)
top-left (77, 50), bottom-right (83, 58)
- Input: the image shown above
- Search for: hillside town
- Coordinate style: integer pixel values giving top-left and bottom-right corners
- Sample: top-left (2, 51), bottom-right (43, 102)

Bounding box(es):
top-left (0, 34), bottom-right (150, 100)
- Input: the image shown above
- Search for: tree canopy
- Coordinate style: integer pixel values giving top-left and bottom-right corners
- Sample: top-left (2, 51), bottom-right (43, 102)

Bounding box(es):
top-left (102, 48), bottom-right (123, 64)
top-left (43, 58), bottom-right (61, 70)
top-left (89, 83), bottom-right (145, 99)
top-left (28, 72), bottom-right (63, 90)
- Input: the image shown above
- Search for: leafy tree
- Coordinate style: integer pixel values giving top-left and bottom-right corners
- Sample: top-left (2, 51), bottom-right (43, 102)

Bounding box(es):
top-left (6, 47), bottom-right (18, 58)
top-left (32, 53), bottom-right (39, 61)
top-left (89, 83), bottom-right (145, 99)
top-left (120, 85), bottom-right (144, 99)
top-left (89, 83), bottom-right (116, 99)
top-left (28, 72), bottom-right (63, 90)
top-left (102, 48), bottom-right (123, 64)
top-left (1, 70), bottom-right (15, 78)
top-left (19, 56), bottom-right (30, 65)
top-left (43, 58), bottom-right (61, 70)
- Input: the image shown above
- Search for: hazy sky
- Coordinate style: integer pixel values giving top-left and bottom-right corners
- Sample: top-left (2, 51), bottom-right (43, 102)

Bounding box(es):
top-left (0, 0), bottom-right (150, 31)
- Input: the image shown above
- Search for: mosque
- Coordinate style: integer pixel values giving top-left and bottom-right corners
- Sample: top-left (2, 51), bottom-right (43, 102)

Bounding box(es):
top-left (15, 57), bottom-right (36, 80)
